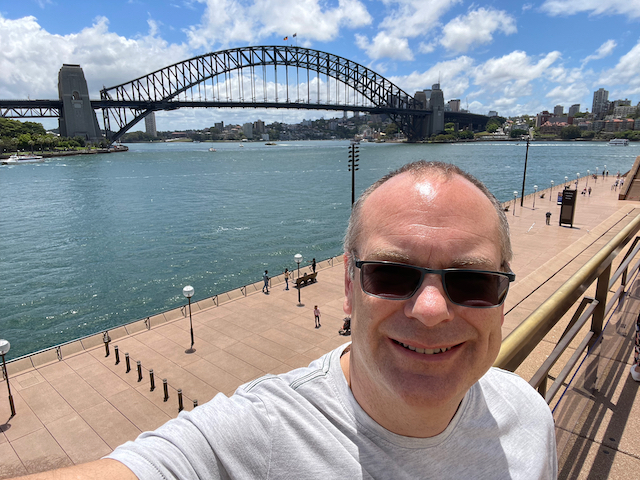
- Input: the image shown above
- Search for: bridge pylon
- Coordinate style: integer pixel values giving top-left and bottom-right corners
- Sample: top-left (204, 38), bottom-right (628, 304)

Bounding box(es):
top-left (58, 65), bottom-right (102, 142)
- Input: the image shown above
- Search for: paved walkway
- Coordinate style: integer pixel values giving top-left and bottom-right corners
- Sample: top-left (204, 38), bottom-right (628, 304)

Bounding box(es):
top-left (1, 171), bottom-right (640, 479)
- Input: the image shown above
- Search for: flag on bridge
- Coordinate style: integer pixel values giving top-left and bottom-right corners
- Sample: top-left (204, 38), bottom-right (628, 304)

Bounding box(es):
top-left (283, 36), bottom-right (288, 41)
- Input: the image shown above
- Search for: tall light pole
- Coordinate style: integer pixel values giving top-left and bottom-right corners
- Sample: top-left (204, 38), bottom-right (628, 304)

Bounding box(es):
top-left (586, 170), bottom-right (590, 187)
top-left (595, 167), bottom-right (598, 183)
top-left (0, 339), bottom-right (15, 417)
top-left (576, 172), bottom-right (580, 189)
top-left (183, 286), bottom-right (195, 354)
top-left (513, 191), bottom-right (518, 216)
top-left (550, 180), bottom-right (554, 201)
top-left (520, 135), bottom-right (530, 207)
top-left (533, 185), bottom-right (538, 209)
top-left (565, 176), bottom-right (568, 188)
top-left (294, 254), bottom-right (303, 306)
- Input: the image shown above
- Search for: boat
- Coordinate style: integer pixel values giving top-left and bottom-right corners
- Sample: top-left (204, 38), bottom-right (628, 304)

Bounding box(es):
top-left (265, 142), bottom-right (276, 146)
top-left (2, 154), bottom-right (44, 165)
top-left (208, 147), bottom-right (217, 152)
top-left (608, 139), bottom-right (629, 146)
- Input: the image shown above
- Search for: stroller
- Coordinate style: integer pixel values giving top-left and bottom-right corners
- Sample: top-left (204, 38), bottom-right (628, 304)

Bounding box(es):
top-left (338, 317), bottom-right (351, 336)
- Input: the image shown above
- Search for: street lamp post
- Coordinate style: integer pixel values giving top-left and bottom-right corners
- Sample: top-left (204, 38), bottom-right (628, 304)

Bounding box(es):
top-left (596, 167), bottom-right (598, 183)
top-left (604, 165), bottom-right (607, 177)
top-left (576, 172), bottom-right (580, 189)
top-left (550, 180), bottom-right (554, 201)
top-left (294, 254), bottom-right (303, 306)
top-left (565, 176), bottom-right (568, 188)
top-left (513, 191), bottom-right (518, 215)
top-left (586, 170), bottom-right (590, 187)
top-left (183, 286), bottom-right (195, 354)
top-left (0, 339), bottom-right (15, 417)
top-left (533, 185), bottom-right (538, 209)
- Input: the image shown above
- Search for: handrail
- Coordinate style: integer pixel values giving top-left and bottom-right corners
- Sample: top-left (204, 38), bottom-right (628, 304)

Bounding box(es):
top-left (494, 212), bottom-right (640, 372)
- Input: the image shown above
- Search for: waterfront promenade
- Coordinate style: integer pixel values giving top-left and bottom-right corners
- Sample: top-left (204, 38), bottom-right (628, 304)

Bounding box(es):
top-left (2, 172), bottom-right (640, 478)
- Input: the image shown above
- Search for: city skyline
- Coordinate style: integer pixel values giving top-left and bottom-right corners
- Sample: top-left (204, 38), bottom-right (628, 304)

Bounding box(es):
top-left (1, 1), bottom-right (640, 131)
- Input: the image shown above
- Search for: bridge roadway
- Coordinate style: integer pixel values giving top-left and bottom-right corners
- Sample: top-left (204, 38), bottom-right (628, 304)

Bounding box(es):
top-left (1, 171), bottom-right (640, 478)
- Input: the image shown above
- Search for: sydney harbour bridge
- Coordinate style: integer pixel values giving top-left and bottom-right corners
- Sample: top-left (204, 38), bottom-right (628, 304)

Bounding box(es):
top-left (0, 46), bottom-right (489, 142)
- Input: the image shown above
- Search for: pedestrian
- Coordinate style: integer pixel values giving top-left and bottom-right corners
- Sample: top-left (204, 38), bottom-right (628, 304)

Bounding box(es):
top-left (313, 305), bottom-right (321, 328)
top-left (311, 258), bottom-right (316, 273)
top-left (588, 187), bottom-right (591, 196)
top-left (284, 268), bottom-right (289, 290)
top-left (262, 270), bottom-right (269, 294)
top-left (545, 211), bottom-right (551, 225)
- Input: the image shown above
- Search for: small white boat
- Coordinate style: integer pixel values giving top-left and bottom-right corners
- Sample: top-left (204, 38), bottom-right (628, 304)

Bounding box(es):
top-left (608, 139), bottom-right (629, 146)
top-left (208, 147), bottom-right (217, 152)
top-left (2, 154), bottom-right (44, 165)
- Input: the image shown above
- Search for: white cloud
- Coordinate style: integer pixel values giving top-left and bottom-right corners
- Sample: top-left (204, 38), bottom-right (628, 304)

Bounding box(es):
top-left (473, 50), bottom-right (562, 88)
top-left (389, 56), bottom-right (475, 97)
top-left (581, 39), bottom-right (617, 65)
top-left (355, 32), bottom-right (413, 61)
top-left (541, 0), bottom-right (640, 18)
top-left (599, 38), bottom-right (640, 93)
top-left (0, 15), bottom-right (191, 99)
top-left (379, 0), bottom-right (459, 38)
top-left (185, 0), bottom-right (372, 50)
top-left (440, 8), bottom-right (517, 53)
top-left (545, 83), bottom-right (590, 103)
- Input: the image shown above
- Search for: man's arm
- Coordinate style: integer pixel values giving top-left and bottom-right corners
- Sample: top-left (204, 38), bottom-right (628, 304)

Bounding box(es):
top-left (13, 459), bottom-right (137, 480)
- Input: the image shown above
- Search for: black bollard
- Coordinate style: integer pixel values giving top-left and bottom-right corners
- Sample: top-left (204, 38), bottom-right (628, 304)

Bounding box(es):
top-left (137, 361), bottom-right (142, 382)
top-left (193, 399), bottom-right (198, 408)
top-left (104, 341), bottom-right (110, 357)
top-left (125, 353), bottom-right (131, 373)
top-left (149, 369), bottom-right (155, 391)
top-left (163, 379), bottom-right (169, 402)
top-left (178, 389), bottom-right (184, 412)
top-left (114, 345), bottom-right (120, 365)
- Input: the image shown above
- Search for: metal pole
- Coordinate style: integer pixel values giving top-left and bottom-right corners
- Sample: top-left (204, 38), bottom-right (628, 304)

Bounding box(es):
top-left (520, 136), bottom-right (530, 207)
top-left (1, 354), bottom-right (15, 417)
top-left (188, 297), bottom-right (194, 351)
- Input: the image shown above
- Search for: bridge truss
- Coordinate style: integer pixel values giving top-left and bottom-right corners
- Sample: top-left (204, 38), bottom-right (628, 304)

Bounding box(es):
top-left (99, 46), bottom-right (427, 141)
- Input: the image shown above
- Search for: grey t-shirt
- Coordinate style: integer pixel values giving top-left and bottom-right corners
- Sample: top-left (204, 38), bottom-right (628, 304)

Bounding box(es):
top-left (108, 344), bottom-right (557, 479)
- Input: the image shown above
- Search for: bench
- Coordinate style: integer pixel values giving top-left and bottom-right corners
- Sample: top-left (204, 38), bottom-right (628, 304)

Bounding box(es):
top-left (295, 272), bottom-right (317, 287)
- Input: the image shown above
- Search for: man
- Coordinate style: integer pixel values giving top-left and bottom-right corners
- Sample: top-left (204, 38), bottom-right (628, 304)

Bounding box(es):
top-left (262, 269), bottom-right (269, 294)
top-left (17, 161), bottom-right (556, 479)
top-left (313, 305), bottom-right (321, 328)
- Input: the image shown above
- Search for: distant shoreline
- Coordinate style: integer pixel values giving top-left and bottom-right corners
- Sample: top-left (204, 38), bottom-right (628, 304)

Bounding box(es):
top-left (0, 145), bottom-right (128, 160)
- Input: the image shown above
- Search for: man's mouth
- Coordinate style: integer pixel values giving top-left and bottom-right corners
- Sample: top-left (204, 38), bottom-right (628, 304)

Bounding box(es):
top-left (395, 340), bottom-right (454, 355)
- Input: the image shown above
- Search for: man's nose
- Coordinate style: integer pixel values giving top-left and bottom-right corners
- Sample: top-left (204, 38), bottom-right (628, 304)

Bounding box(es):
top-left (403, 275), bottom-right (454, 327)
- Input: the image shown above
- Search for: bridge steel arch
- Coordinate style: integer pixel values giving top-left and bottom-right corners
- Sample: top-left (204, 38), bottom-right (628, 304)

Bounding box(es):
top-left (99, 46), bottom-right (427, 142)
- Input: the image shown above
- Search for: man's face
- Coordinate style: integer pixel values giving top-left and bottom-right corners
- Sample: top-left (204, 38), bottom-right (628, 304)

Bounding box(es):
top-left (344, 172), bottom-right (505, 420)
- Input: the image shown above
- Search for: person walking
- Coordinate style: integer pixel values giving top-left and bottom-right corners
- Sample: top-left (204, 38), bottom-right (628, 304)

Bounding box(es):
top-left (311, 258), bottom-right (316, 273)
top-left (545, 211), bottom-right (551, 225)
top-left (588, 187), bottom-right (592, 196)
top-left (284, 268), bottom-right (289, 290)
top-left (262, 270), bottom-right (269, 294)
top-left (313, 305), bottom-right (321, 328)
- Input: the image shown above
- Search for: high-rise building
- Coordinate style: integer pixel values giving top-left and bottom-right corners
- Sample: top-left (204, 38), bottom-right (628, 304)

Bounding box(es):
top-left (592, 88), bottom-right (609, 117)
top-left (448, 99), bottom-right (461, 112)
top-left (145, 112), bottom-right (157, 137)
top-left (568, 104), bottom-right (580, 117)
top-left (554, 105), bottom-right (564, 116)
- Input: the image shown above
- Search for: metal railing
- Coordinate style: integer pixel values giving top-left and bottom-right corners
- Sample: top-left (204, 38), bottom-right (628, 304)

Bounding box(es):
top-left (494, 212), bottom-right (640, 404)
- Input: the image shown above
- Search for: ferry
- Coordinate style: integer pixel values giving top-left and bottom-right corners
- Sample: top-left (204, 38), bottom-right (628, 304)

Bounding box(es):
top-left (208, 147), bottom-right (217, 152)
top-left (2, 154), bottom-right (44, 165)
top-left (608, 139), bottom-right (629, 146)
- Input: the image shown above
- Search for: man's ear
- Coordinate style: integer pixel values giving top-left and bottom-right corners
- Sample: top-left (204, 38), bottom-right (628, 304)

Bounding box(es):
top-left (344, 254), bottom-right (353, 315)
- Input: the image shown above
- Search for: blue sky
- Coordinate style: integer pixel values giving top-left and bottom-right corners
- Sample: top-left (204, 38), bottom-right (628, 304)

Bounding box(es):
top-left (1, 0), bottom-right (640, 131)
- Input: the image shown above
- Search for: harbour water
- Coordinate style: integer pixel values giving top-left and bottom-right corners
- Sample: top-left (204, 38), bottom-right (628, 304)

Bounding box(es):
top-left (1, 140), bottom-right (637, 360)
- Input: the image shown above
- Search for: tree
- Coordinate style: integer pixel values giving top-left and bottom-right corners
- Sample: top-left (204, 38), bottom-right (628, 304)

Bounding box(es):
top-left (510, 129), bottom-right (528, 138)
top-left (560, 125), bottom-right (582, 139)
top-left (486, 122), bottom-right (499, 134)
top-left (385, 123), bottom-right (398, 136)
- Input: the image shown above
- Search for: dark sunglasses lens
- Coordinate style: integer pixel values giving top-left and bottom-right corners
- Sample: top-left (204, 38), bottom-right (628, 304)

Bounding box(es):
top-left (444, 271), bottom-right (509, 307)
top-left (361, 263), bottom-right (421, 298)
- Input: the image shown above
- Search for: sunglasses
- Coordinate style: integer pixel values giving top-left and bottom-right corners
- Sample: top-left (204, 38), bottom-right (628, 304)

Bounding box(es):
top-left (354, 259), bottom-right (515, 308)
